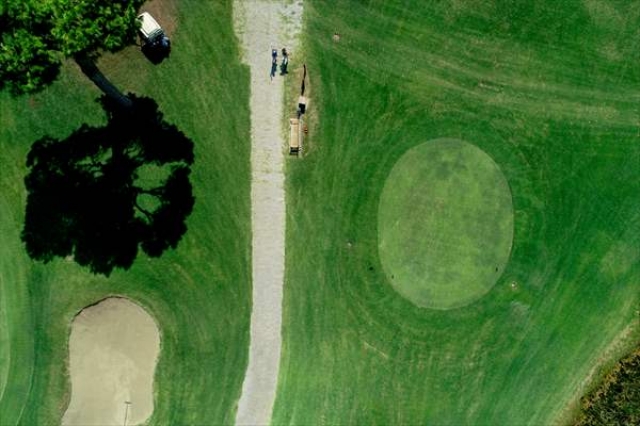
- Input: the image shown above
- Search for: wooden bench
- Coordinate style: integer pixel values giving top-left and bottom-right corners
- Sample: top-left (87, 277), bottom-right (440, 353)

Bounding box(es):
top-left (289, 118), bottom-right (300, 155)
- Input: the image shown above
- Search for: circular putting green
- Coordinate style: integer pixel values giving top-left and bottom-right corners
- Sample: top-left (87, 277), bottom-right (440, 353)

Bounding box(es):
top-left (378, 138), bottom-right (514, 310)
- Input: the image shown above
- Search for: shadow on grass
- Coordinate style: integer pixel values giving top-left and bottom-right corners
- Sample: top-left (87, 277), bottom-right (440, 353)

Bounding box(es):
top-left (141, 42), bottom-right (171, 65)
top-left (22, 95), bottom-right (195, 276)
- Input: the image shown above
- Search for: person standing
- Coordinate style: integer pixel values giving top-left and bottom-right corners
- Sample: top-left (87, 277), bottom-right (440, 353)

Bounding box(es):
top-left (270, 49), bottom-right (278, 80)
top-left (280, 48), bottom-right (289, 75)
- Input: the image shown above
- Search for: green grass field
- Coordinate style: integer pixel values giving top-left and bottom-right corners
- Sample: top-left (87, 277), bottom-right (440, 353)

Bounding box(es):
top-left (0, 1), bottom-right (251, 424)
top-left (276, 0), bottom-right (639, 424)
top-left (1, 1), bottom-right (639, 424)
top-left (378, 138), bottom-right (514, 309)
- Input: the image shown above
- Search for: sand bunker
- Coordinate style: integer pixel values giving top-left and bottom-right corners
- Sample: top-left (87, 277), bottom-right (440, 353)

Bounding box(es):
top-left (62, 297), bottom-right (160, 426)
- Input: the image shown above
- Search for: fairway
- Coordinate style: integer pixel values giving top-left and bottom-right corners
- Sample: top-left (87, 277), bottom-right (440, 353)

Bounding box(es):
top-left (378, 139), bottom-right (513, 309)
top-left (0, 1), bottom-right (251, 424)
top-left (1, 1), bottom-right (639, 424)
top-left (275, 0), bottom-right (640, 424)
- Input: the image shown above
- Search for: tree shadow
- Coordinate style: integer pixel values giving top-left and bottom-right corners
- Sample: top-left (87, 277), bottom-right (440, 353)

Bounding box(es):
top-left (22, 95), bottom-right (195, 276)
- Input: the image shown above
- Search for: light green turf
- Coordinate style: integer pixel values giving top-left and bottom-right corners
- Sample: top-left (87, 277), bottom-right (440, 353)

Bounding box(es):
top-left (378, 139), bottom-right (513, 309)
top-left (0, 1), bottom-right (251, 424)
top-left (275, 0), bottom-right (640, 424)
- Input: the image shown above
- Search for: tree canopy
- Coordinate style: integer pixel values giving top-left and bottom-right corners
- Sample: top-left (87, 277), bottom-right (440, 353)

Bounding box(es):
top-left (22, 95), bottom-right (195, 275)
top-left (0, 0), bottom-right (144, 94)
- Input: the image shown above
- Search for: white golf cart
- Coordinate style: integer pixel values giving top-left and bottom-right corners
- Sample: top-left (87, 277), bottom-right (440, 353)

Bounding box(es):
top-left (137, 12), bottom-right (170, 50)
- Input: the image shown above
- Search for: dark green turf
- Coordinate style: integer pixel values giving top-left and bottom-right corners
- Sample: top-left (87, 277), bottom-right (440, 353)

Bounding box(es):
top-left (378, 139), bottom-right (513, 309)
top-left (0, 1), bottom-right (251, 424)
top-left (275, 0), bottom-right (640, 424)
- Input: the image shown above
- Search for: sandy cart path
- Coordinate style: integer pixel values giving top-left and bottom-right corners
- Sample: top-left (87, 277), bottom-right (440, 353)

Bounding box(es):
top-left (233, 1), bottom-right (303, 425)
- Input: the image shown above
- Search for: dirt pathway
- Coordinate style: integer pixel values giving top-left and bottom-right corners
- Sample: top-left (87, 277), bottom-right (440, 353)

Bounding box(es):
top-left (233, 1), bottom-right (303, 425)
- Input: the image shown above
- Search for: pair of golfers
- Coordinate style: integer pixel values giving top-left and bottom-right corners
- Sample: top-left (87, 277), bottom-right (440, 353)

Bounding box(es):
top-left (271, 48), bottom-right (289, 79)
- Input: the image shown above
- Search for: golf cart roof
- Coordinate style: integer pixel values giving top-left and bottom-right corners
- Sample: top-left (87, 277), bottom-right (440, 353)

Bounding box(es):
top-left (138, 12), bottom-right (163, 39)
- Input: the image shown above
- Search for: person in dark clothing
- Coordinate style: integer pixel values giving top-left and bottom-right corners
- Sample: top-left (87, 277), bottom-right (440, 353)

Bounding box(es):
top-left (270, 49), bottom-right (278, 79)
top-left (280, 48), bottom-right (289, 75)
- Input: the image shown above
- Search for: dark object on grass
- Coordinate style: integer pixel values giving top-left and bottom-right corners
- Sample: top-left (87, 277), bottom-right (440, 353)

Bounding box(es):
top-left (297, 96), bottom-right (307, 117)
top-left (22, 95), bottom-right (195, 276)
top-left (300, 63), bottom-right (307, 95)
top-left (141, 38), bottom-right (171, 64)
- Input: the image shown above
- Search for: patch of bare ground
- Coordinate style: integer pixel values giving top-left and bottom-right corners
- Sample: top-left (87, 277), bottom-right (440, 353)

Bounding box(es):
top-left (140, 0), bottom-right (178, 37)
top-left (233, 1), bottom-right (303, 425)
top-left (62, 297), bottom-right (160, 426)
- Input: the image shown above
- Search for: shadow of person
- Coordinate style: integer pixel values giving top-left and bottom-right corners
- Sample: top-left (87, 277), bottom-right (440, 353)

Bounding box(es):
top-left (22, 95), bottom-right (195, 276)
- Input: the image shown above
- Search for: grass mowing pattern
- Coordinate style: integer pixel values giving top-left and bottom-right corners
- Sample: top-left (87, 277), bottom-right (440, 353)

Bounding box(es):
top-left (378, 139), bottom-right (513, 309)
top-left (0, 1), bottom-right (251, 424)
top-left (275, 0), bottom-right (640, 424)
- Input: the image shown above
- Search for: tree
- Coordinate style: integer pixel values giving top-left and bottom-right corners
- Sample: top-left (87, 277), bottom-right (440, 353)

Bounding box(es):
top-left (22, 95), bottom-right (195, 275)
top-left (0, 0), bottom-right (144, 106)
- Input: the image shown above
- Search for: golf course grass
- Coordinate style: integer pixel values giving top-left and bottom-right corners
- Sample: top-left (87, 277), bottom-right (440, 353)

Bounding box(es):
top-left (0, 0), bottom-right (251, 424)
top-left (378, 138), bottom-right (513, 309)
top-left (275, 0), bottom-right (639, 424)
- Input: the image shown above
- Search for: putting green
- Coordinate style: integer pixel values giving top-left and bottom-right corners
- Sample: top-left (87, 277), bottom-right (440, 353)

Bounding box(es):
top-left (378, 139), bottom-right (513, 309)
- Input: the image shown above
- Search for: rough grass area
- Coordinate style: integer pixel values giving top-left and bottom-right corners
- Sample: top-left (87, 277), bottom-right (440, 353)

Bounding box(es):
top-left (0, 0), bottom-right (251, 424)
top-left (575, 345), bottom-right (640, 426)
top-left (275, 0), bottom-right (640, 424)
top-left (378, 138), bottom-right (513, 309)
